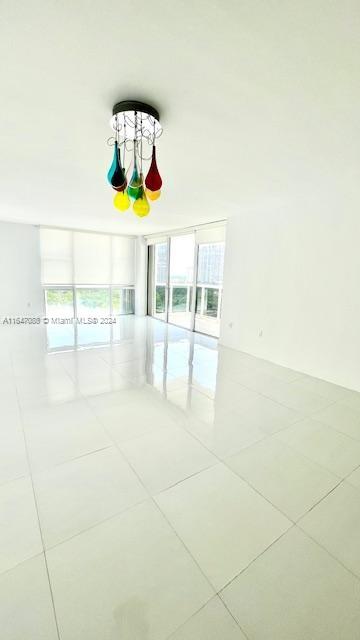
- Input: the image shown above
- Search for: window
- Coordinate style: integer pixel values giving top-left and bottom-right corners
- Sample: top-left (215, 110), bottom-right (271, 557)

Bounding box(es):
top-left (45, 288), bottom-right (74, 318)
top-left (40, 228), bottom-right (136, 346)
top-left (194, 242), bottom-right (224, 336)
top-left (204, 288), bottom-right (219, 317)
top-left (112, 288), bottom-right (135, 315)
top-left (147, 227), bottom-right (226, 337)
top-left (172, 287), bottom-right (188, 312)
top-left (155, 286), bottom-right (166, 313)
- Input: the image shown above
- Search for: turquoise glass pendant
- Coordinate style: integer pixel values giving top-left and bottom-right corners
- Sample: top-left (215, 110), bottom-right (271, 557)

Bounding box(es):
top-left (107, 141), bottom-right (126, 190)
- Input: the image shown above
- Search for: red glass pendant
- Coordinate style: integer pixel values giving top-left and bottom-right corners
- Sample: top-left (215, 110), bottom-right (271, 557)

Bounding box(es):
top-left (145, 145), bottom-right (162, 192)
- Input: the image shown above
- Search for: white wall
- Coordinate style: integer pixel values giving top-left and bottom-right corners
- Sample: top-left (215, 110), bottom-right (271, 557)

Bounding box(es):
top-left (0, 222), bottom-right (43, 317)
top-left (220, 207), bottom-right (360, 392)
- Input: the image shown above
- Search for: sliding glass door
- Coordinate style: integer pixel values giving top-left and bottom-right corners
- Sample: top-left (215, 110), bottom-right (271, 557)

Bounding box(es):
top-left (150, 242), bottom-right (169, 321)
top-left (148, 228), bottom-right (225, 338)
top-left (168, 234), bottom-right (195, 330)
top-left (194, 242), bottom-right (225, 338)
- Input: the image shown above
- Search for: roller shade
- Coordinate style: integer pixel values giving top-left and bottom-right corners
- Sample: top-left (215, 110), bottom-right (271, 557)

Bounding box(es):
top-left (40, 228), bottom-right (135, 286)
top-left (195, 224), bottom-right (226, 244)
top-left (40, 228), bottom-right (73, 284)
top-left (145, 222), bottom-right (226, 246)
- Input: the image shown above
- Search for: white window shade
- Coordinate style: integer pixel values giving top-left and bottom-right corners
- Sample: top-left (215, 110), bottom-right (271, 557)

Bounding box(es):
top-left (145, 224), bottom-right (226, 246)
top-left (73, 232), bottom-right (111, 284)
top-left (112, 236), bottom-right (135, 284)
top-left (195, 225), bottom-right (226, 244)
top-left (146, 236), bottom-right (168, 246)
top-left (40, 228), bottom-right (73, 284)
top-left (40, 228), bottom-right (135, 286)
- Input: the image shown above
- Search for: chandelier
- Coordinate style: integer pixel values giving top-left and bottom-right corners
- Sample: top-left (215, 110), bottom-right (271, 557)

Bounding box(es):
top-left (107, 100), bottom-right (163, 217)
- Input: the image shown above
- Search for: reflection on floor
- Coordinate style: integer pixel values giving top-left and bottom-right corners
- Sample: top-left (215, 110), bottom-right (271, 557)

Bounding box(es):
top-left (1, 316), bottom-right (360, 639)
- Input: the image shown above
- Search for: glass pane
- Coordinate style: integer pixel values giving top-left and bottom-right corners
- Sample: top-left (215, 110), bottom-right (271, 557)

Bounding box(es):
top-left (196, 287), bottom-right (202, 314)
top-left (197, 242), bottom-right (225, 285)
top-left (112, 288), bottom-right (134, 315)
top-left (172, 287), bottom-right (188, 312)
top-left (168, 234), bottom-right (195, 329)
top-left (76, 287), bottom-right (111, 346)
top-left (122, 288), bottom-right (135, 314)
top-left (195, 242), bottom-right (225, 337)
top-left (45, 288), bottom-right (74, 319)
top-left (45, 288), bottom-right (75, 350)
top-left (205, 288), bottom-right (219, 317)
top-left (152, 243), bottom-right (168, 321)
top-left (155, 286), bottom-right (166, 313)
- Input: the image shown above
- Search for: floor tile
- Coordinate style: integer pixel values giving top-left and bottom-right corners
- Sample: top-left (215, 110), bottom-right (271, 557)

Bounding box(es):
top-left (169, 597), bottom-right (247, 640)
top-left (299, 482), bottom-right (360, 578)
top-left (34, 447), bottom-right (147, 548)
top-left (276, 418), bottom-right (360, 477)
top-left (47, 501), bottom-right (213, 640)
top-left (15, 372), bottom-right (76, 404)
top-left (264, 381), bottom-right (333, 413)
top-left (221, 526), bottom-right (360, 640)
top-left (97, 397), bottom-right (180, 444)
top-left (185, 410), bottom-right (266, 458)
top-left (0, 477), bottom-right (42, 574)
top-left (23, 402), bottom-right (112, 473)
top-left (226, 438), bottom-right (339, 521)
top-left (69, 366), bottom-right (133, 397)
top-left (0, 555), bottom-right (58, 640)
top-left (86, 385), bottom-right (158, 412)
top-left (220, 366), bottom-right (290, 397)
top-left (347, 466), bottom-right (360, 488)
top-left (240, 395), bottom-right (302, 434)
top-left (339, 388), bottom-right (360, 412)
top-left (0, 427), bottom-right (29, 486)
top-left (214, 376), bottom-right (260, 416)
top-left (155, 464), bottom-right (291, 590)
top-left (166, 387), bottom-right (215, 424)
top-left (314, 402), bottom-right (360, 440)
top-left (292, 375), bottom-right (348, 401)
top-left (252, 359), bottom-right (303, 382)
top-left (120, 425), bottom-right (216, 494)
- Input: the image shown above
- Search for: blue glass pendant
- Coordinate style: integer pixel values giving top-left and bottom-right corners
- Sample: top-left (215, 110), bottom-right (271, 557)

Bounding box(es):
top-left (107, 141), bottom-right (126, 190)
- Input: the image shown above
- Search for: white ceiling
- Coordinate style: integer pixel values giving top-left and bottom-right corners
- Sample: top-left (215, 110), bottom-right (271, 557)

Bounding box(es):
top-left (0, 1), bottom-right (359, 235)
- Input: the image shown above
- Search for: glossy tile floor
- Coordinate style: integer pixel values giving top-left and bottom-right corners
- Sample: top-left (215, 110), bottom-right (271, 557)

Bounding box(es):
top-left (1, 316), bottom-right (360, 639)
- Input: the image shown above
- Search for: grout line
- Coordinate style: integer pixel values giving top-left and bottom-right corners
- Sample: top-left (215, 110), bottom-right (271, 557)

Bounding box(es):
top-left (11, 357), bottom-right (62, 640)
top-left (296, 522), bottom-right (360, 585)
top-left (220, 598), bottom-right (251, 640)
top-left (42, 497), bottom-right (150, 553)
top-left (0, 551), bottom-right (46, 581)
top-left (165, 594), bottom-right (251, 640)
top-left (218, 524), bottom-right (297, 594)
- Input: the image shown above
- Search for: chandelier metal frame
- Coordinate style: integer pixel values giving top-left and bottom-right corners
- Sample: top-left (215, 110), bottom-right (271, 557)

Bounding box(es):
top-left (109, 100), bottom-right (162, 150)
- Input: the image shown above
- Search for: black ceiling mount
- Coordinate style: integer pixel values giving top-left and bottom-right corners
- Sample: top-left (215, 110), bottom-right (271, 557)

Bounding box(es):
top-left (112, 100), bottom-right (160, 123)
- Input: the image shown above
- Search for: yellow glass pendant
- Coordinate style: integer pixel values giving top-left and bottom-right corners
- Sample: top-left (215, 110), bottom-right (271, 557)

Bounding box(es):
top-left (146, 188), bottom-right (161, 201)
top-left (133, 191), bottom-right (150, 217)
top-left (114, 190), bottom-right (130, 211)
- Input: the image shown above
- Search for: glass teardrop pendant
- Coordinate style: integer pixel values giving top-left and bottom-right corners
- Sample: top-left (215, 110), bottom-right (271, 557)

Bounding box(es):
top-left (133, 190), bottom-right (150, 217)
top-left (146, 188), bottom-right (161, 201)
top-left (114, 190), bottom-right (130, 211)
top-left (127, 156), bottom-right (142, 199)
top-left (145, 145), bottom-right (162, 192)
top-left (107, 141), bottom-right (126, 189)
